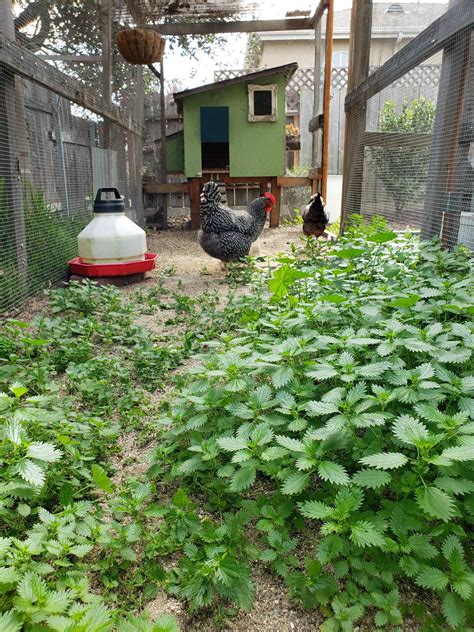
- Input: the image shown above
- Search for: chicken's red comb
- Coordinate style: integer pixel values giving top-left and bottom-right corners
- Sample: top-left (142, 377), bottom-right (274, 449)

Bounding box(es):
top-left (264, 192), bottom-right (276, 204)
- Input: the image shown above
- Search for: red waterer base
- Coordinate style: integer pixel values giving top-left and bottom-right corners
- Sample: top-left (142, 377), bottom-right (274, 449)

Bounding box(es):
top-left (68, 253), bottom-right (157, 277)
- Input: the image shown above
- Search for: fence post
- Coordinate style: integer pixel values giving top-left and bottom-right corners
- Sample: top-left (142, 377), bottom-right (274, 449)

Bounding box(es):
top-left (421, 0), bottom-right (472, 242)
top-left (341, 0), bottom-right (372, 230)
top-left (0, 0), bottom-right (29, 282)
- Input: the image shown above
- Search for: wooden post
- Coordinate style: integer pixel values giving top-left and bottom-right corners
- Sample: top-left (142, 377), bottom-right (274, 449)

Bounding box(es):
top-left (440, 30), bottom-right (473, 247)
top-left (190, 178), bottom-right (201, 229)
top-left (421, 0), bottom-right (471, 241)
top-left (100, 0), bottom-right (112, 149)
top-left (0, 0), bottom-right (29, 282)
top-left (311, 16), bottom-right (323, 178)
top-left (340, 0), bottom-right (373, 230)
top-left (270, 177), bottom-right (281, 228)
top-left (159, 57), bottom-right (168, 229)
top-left (321, 0), bottom-right (334, 201)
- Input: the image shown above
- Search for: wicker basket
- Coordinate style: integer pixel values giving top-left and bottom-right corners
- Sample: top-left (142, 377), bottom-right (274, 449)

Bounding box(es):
top-left (115, 28), bottom-right (164, 65)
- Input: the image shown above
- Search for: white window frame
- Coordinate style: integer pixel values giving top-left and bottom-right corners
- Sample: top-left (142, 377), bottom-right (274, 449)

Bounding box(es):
top-left (332, 51), bottom-right (349, 68)
top-left (248, 84), bottom-right (278, 122)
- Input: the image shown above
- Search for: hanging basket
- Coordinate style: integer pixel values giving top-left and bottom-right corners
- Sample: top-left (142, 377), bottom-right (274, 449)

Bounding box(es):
top-left (115, 28), bottom-right (165, 65)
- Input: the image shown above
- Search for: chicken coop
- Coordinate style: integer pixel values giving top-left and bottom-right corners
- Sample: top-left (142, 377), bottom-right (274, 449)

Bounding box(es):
top-left (169, 64), bottom-right (297, 228)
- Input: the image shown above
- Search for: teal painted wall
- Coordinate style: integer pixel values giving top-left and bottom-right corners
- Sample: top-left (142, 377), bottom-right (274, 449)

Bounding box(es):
top-left (182, 74), bottom-right (287, 178)
top-left (166, 132), bottom-right (184, 173)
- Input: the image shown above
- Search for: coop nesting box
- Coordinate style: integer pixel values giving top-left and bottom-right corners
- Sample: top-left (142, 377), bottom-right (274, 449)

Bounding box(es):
top-left (172, 63), bottom-right (298, 178)
top-left (115, 28), bottom-right (164, 64)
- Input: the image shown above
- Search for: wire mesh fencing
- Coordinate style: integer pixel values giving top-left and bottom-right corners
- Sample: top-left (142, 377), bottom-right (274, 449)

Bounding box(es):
top-left (342, 0), bottom-right (473, 251)
top-left (1, 0), bottom-right (146, 314)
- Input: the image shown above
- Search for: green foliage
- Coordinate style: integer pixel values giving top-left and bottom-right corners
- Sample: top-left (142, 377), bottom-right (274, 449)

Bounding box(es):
top-left (151, 230), bottom-right (474, 628)
top-left (369, 98), bottom-right (436, 218)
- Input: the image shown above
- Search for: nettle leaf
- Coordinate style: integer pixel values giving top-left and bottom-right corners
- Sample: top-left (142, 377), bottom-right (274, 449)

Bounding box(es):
top-left (392, 415), bottom-right (429, 446)
top-left (367, 230), bottom-right (397, 244)
top-left (230, 466), bottom-right (256, 492)
top-left (91, 464), bottom-right (114, 494)
top-left (281, 472), bottom-right (310, 495)
top-left (298, 500), bottom-right (333, 520)
top-left (440, 445), bottom-right (474, 462)
top-left (306, 365), bottom-right (338, 381)
top-left (261, 446), bottom-right (289, 461)
top-left (350, 521), bottom-right (385, 548)
top-left (389, 294), bottom-right (421, 309)
top-left (317, 461), bottom-right (349, 485)
top-left (352, 469), bottom-right (391, 489)
top-left (271, 367), bottom-right (294, 389)
top-left (226, 402), bottom-right (253, 419)
top-left (306, 401), bottom-right (339, 416)
top-left (435, 476), bottom-right (474, 496)
top-left (0, 610), bottom-right (22, 632)
top-left (442, 592), bottom-right (466, 629)
top-left (334, 247), bottom-right (365, 259)
top-left (416, 567), bottom-right (449, 591)
top-left (17, 460), bottom-right (45, 487)
top-left (27, 442), bottom-right (62, 463)
top-left (416, 487), bottom-right (455, 522)
top-left (5, 420), bottom-right (22, 446)
top-left (217, 436), bottom-right (248, 452)
top-left (275, 435), bottom-right (305, 453)
top-left (359, 452), bottom-right (408, 470)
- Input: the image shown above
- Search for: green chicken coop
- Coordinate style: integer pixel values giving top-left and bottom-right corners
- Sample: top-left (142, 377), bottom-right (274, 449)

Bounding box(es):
top-left (169, 62), bottom-right (298, 228)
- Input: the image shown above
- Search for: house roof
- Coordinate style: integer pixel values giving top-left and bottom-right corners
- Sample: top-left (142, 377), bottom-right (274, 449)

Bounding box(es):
top-left (173, 62), bottom-right (298, 104)
top-left (259, 2), bottom-right (448, 40)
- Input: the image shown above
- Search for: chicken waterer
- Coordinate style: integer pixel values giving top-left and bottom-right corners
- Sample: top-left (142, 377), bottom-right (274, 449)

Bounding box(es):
top-left (68, 188), bottom-right (157, 280)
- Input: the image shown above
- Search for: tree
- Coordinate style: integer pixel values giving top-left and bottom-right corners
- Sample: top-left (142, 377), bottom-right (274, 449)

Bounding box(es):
top-left (369, 98), bottom-right (436, 220)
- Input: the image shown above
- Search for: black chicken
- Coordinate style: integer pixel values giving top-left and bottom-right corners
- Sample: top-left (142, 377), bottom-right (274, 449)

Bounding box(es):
top-left (302, 193), bottom-right (329, 238)
top-left (198, 181), bottom-right (275, 262)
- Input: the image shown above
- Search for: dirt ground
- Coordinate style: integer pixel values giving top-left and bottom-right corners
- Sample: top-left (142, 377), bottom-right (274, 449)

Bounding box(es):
top-left (143, 225), bottom-right (303, 294)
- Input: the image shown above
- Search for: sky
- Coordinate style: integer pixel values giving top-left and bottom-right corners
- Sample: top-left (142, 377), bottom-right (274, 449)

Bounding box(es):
top-left (163, 0), bottom-right (449, 91)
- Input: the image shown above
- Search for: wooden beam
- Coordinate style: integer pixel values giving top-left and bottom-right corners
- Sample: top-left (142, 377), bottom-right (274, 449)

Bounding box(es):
top-left (0, 36), bottom-right (141, 135)
top-left (143, 182), bottom-right (190, 194)
top-left (190, 179), bottom-right (201, 229)
top-left (340, 0), bottom-right (372, 229)
top-left (100, 0), bottom-right (112, 149)
top-left (36, 54), bottom-right (103, 62)
top-left (311, 0), bottom-right (329, 28)
top-left (311, 13), bottom-right (323, 184)
top-left (321, 0), bottom-right (334, 201)
top-left (0, 0), bottom-right (29, 282)
top-left (159, 57), bottom-right (168, 229)
top-left (270, 178), bottom-right (281, 228)
top-left (422, 0), bottom-right (472, 242)
top-left (345, 0), bottom-right (474, 112)
top-left (146, 17), bottom-right (313, 36)
top-left (361, 131), bottom-right (432, 149)
top-left (277, 176), bottom-right (313, 187)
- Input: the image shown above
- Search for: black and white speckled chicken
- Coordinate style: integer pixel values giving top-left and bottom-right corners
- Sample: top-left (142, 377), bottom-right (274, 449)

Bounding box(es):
top-left (302, 193), bottom-right (329, 238)
top-left (198, 181), bottom-right (275, 262)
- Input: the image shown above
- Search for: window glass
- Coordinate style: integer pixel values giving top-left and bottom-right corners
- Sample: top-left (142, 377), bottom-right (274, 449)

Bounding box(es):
top-left (253, 90), bottom-right (273, 116)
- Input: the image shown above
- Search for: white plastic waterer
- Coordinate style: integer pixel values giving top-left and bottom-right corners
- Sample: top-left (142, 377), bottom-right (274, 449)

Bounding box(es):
top-left (78, 188), bottom-right (146, 264)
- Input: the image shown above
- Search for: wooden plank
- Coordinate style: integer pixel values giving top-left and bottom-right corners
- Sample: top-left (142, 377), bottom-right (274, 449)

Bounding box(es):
top-left (321, 0), bottom-right (334, 200)
top-left (341, 0), bottom-right (372, 228)
top-left (147, 17), bottom-right (313, 36)
top-left (270, 178), bottom-right (281, 228)
top-left (143, 182), bottom-right (190, 194)
top-left (159, 57), bottom-right (168, 228)
top-left (311, 0), bottom-right (330, 28)
top-left (0, 36), bottom-right (141, 135)
top-left (362, 131), bottom-right (432, 149)
top-left (277, 176), bottom-right (312, 187)
top-left (345, 0), bottom-right (474, 112)
top-left (190, 179), bottom-right (201, 229)
top-left (0, 0), bottom-right (29, 282)
top-left (36, 54), bottom-right (102, 62)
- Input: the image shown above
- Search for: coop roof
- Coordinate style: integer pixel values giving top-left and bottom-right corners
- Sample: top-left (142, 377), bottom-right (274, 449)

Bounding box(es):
top-left (173, 62), bottom-right (298, 106)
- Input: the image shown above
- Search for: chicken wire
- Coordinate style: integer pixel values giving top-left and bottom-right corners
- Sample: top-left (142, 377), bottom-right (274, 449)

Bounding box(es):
top-left (343, 0), bottom-right (473, 251)
top-left (1, 1), bottom-right (145, 314)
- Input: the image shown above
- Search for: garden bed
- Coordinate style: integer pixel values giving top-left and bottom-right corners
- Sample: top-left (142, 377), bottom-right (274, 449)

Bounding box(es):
top-left (1, 222), bottom-right (473, 631)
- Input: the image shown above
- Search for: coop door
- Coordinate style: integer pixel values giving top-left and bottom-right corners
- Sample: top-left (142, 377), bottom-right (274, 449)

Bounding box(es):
top-left (200, 107), bottom-right (229, 170)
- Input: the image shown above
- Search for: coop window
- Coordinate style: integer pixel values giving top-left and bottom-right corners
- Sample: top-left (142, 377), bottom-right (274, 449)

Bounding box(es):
top-left (248, 84), bottom-right (278, 122)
